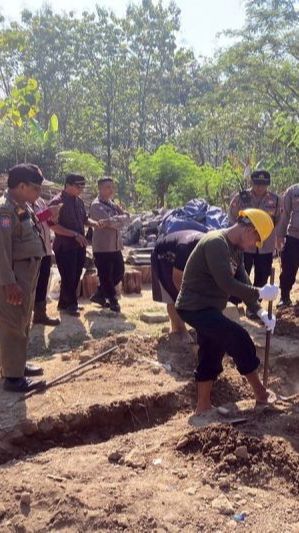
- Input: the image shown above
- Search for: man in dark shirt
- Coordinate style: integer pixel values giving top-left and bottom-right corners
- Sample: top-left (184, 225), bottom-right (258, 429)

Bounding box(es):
top-left (176, 209), bottom-right (279, 416)
top-left (152, 230), bottom-right (203, 338)
top-left (49, 174), bottom-right (99, 316)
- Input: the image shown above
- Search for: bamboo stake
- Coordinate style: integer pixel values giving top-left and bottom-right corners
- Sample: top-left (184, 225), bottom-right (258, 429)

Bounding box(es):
top-left (263, 267), bottom-right (275, 388)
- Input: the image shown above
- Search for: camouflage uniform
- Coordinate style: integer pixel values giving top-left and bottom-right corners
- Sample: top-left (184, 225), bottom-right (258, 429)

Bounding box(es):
top-left (276, 184), bottom-right (299, 301)
top-left (0, 191), bottom-right (44, 378)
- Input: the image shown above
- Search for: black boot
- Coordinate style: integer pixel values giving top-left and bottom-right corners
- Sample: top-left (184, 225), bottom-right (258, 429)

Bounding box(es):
top-left (90, 287), bottom-right (109, 307)
top-left (33, 301), bottom-right (61, 326)
top-left (277, 293), bottom-right (292, 308)
top-left (25, 363), bottom-right (44, 376)
top-left (3, 377), bottom-right (46, 393)
top-left (109, 298), bottom-right (121, 313)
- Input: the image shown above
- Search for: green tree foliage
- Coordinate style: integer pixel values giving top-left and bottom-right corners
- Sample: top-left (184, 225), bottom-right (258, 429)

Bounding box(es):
top-left (0, 0), bottom-right (297, 205)
top-left (131, 144), bottom-right (242, 208)
top-left (57, 150), bottom-right (104, 190)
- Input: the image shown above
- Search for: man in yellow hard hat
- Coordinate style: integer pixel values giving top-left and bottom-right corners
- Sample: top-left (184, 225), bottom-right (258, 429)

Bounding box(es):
top-left (175, 208), bottom-right (279, 416)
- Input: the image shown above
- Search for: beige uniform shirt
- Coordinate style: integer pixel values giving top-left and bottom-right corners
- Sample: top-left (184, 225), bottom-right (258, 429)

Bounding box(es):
top-left (0, 191), bottom-right (45, 285)
top-left (228, 189), bottom-right (281, 254)
top-left (276, 184), bottom-right (299, 240)
top-left (90, 197), bottom-right (130, 253)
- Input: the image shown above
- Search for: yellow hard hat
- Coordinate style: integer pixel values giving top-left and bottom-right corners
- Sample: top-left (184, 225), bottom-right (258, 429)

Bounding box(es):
top-left (238, 208), bottom-right (274, 248)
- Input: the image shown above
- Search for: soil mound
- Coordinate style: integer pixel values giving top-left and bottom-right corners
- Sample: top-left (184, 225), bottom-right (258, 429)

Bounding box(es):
top-left (177, 424), bottom-right (299, 494)
top-left (276, 303), bottom-right (299, 338)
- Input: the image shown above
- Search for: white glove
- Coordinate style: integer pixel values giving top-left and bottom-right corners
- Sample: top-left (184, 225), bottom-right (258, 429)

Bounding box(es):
top-left (258, 284), bottom-right (279, 301)
top-left (257, 309), bottom-right (276, 333)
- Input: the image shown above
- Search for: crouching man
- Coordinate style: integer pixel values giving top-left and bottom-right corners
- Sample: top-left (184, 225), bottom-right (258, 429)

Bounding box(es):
top-left (151, 230), bottom-right (203, 340)
top-left (175, 209), bottom-right (279, 415)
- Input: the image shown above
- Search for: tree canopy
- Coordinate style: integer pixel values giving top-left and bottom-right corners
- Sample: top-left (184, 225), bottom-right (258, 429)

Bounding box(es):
top-left (0, 0), bottom-right (298, 206)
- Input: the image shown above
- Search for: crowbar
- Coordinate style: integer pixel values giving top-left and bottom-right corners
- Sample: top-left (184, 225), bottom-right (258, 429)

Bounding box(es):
top-left (22, 345), bottom-right (118, 400)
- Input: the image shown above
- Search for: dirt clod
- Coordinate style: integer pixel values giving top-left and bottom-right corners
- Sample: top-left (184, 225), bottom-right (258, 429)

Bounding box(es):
top-left (235, 445), bottom-right (249, 460)
top-left (20, 492), bottom-right (31, 506)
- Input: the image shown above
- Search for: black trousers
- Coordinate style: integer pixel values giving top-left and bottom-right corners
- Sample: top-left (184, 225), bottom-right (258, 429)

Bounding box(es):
top-left (94, 251), bottom-right (125, 300)
top-left (55, 247), bottom-right (86, 309)
top-left (280, 235), bottom-right (299, 296)
top-left (177, 308), bottom-right (260, 381)
top-left (244, 252), bottom-right (273, 287)
top-left (35, 255), bottom-right (52, 304)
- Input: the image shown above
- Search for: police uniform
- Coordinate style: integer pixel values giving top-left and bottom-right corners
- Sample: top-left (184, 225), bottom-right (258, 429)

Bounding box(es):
top-left (49, 175), bottom-right (88, 315)
top-left (0, 165), bottom-right (45, 390)
top-left (277, 183), bottom-right (299, 304)
top-left (228, 170), bottom-right (281, 287)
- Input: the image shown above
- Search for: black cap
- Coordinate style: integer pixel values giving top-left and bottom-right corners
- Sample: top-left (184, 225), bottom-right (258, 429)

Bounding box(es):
top-left (251, 169), bottom-right (270, 185)
top-left (98, 176), bottom-right (113, 186)
top-left (7, 163), bottom-right (44, 189)
top-left (65, 174), bottom-right (86, 186)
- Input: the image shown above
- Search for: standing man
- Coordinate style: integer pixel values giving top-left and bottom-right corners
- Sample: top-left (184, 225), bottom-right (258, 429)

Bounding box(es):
top-left (151, 230), bottom-right (204, 339)
top-left (49, 174), bottom-right (99, 316)
top-left (0, 164), bottom-right (46, 393)
top-left (89, 177), bottom-right (130, 313)
top-left (276, 183), bottom-right (299, 307)
top-left (229, 170), bottom-right (281, 317)
top-left (32, 196), bottom-right (61, 326)
top-left (176, 209), bottom-right (278, 416)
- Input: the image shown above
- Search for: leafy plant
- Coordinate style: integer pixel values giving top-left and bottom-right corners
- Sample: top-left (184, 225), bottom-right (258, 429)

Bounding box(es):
top-left (57, 150), bottom-right (104, 190)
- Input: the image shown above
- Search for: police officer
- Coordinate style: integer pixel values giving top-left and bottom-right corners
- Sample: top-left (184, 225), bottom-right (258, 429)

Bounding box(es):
top-left (228, 170), bottom-right (281, 317)
top-left (276, 183), bottom-right (299, 307)
top-left (49, 174), bottom-right (100, 316)
top-left (0, 164), bottom-right (46, 393)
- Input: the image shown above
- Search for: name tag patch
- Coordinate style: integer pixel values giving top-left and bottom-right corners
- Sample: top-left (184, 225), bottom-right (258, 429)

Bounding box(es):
top-left (0, 215), bottom-right (11, 228)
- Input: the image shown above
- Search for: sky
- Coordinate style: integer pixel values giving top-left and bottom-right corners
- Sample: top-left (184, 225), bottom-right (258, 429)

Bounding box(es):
top-left (0, 0), bottom-right (246, 57)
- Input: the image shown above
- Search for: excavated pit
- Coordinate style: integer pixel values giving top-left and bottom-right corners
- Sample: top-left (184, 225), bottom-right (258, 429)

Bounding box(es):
top-left (1, 333), bottom-right (299, 471)
top-left (0, 385), bottom-right (192, 465)
top-left (1, 330), bottom-right (299, 532)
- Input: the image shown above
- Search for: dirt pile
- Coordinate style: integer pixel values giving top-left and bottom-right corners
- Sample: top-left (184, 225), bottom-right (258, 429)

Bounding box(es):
top-left (176, 424), bottom-right (299, 494)
top-left (276, 303), bottom-right (299, 338)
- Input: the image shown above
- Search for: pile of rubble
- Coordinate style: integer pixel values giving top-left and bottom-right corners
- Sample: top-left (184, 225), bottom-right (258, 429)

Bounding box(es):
top-left (123, 208), bottom-right (167, 246)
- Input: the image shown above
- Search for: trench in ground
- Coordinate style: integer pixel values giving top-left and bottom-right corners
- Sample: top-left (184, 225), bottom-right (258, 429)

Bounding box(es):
top-left (0, 382), bottom-right (193, 466)
top-left (1, 349), bottom-right (299, 496)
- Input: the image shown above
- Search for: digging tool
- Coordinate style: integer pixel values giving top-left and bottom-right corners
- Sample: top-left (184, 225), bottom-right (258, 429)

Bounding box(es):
top-left (263, 267), bottom-right (275, 388)
top-left (22, 345), bottom-right (118, 400)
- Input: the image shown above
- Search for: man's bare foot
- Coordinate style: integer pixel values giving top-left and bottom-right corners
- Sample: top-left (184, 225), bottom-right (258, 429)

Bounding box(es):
top-left (194, 404), bottom-right (213, 416)
top-left (255, 389), bottom-right (277, 406)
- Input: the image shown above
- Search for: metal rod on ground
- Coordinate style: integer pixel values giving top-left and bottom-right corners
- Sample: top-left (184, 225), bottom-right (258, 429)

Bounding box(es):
top-left (23, 345), bottom-right (118, 400)
top-left (263, 267), bottom-right (276, 388)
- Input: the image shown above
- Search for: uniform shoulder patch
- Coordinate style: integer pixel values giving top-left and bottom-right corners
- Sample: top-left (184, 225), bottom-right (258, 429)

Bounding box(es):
top-left (0, 215), bottom-right (11, 228)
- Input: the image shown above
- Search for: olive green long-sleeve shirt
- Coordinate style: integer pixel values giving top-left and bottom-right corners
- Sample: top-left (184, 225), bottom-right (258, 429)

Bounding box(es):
top-left (175, 230), bottom-right (260, 312)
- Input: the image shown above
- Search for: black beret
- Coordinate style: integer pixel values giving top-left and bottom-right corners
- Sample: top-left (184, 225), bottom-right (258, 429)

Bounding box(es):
top-left (251, 169), bottom-right (270, 185)
top-left (65, 174), bottom-right (86, 186)
top-left (8, 163), bottom-right (44, 189)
